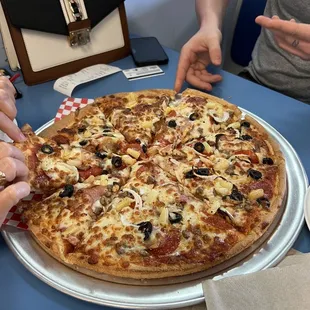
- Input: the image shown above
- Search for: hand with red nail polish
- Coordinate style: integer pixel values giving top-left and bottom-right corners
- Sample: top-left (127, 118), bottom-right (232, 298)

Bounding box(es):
top-left (0, 76), bottom-right (26, 142)
top-left (0, 142), bottom-right (30, 226)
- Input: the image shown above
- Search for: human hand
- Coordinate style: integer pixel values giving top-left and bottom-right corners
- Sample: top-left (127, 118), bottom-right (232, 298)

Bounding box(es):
top-left (0, 77), bottom-right (25, 142)
top-left (174, 26), bottom-right (223, 93)
top-left (256, 15), bottom-right (310, 60)
top-left (0, 142), bottom-right (30, 226)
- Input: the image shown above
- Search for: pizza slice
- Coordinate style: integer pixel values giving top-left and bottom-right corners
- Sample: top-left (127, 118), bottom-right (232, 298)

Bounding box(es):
top-left (95, 90), bottom-right (175, 147)
top-left (150, 89), bottom-right (242, 153)
top-left (15, 124), bottom-right (80, 192)
top-left (23, 175), bottom-right (125, 261)
top-left (152, 119), bottom-right (284, 234)
top-left (65, 160), bottom-right (243, 278)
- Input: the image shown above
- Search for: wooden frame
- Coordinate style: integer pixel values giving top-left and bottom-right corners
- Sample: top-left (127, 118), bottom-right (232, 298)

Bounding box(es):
top-left (1, 3), bottom-right (130, 85)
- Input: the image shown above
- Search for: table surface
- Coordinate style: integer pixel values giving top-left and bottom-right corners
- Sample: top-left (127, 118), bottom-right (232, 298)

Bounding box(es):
top-left (1, 45), bottom-right (310, 310)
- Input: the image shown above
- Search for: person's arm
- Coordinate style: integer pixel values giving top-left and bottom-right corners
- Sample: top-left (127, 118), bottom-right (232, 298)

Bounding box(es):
top-left (196, 0), bottom-right (229, 30)
top-left (174, 0), bottom-right (229, 92)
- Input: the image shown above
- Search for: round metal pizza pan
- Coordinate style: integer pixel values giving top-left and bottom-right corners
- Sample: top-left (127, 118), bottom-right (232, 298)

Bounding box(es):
top-left (2, 109), bottom-right (308, 309)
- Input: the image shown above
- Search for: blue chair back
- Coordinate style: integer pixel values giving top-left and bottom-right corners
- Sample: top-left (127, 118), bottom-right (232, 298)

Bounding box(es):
top-left (230, 0), bottom-right (267, 67)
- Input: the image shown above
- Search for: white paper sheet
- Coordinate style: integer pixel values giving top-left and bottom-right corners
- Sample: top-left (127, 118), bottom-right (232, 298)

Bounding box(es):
top-left (53, 64), bottom-right (121, 96)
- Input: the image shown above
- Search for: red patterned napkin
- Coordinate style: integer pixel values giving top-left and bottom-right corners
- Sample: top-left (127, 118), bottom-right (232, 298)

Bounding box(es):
top-left (3, 97), bottom-right (94, 230)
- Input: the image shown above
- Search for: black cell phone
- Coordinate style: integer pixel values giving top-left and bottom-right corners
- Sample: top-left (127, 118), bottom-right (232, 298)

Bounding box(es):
top-left (130, 37), bottom-right (169, 67)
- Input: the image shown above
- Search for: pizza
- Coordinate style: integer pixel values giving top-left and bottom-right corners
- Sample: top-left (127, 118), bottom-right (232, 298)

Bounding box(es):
top-left (16, 89), bottom-right (286, 279)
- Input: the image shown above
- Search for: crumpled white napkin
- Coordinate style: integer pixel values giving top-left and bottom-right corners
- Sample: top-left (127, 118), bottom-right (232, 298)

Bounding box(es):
top-left (179, 249), bottom-right (306, 310)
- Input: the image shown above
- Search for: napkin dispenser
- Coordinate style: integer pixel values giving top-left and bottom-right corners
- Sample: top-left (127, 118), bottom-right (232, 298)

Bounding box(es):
top-left (0, 0), bottom-right (130, 85)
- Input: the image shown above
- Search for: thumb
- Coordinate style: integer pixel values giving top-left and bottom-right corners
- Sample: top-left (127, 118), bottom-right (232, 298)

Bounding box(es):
top-left (208, 37), bottom-right (222, 66)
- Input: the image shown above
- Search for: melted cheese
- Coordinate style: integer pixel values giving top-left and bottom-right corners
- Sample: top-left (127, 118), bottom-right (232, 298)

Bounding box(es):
top-left (41, 158), bottom-right (79, 182)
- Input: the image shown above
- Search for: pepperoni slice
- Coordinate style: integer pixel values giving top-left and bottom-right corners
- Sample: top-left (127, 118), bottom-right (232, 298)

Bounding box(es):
top-left (135, 163), bottom-right (153, 178)
top-left (234, 150), bottom-right (259, 164)
top-left (248, 180), bottom-right (273, 199)
top-left (148, 230), bottom-right (180, 256)
top-left (82, 185), bottom-right (108, 203)
top-left (78, 166), bottom-right (103, 180)
top-left (52, 135), bottom-right (69, 145)
top-left (28, 148), bottom-right (40, 171)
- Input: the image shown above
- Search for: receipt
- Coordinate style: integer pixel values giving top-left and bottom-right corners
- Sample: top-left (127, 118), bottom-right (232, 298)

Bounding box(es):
top-left (53, 64), bottom-right (122, 96)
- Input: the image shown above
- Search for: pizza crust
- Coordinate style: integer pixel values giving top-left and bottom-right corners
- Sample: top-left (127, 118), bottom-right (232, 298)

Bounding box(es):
top-left (24, 88), bottom-right (287, 280)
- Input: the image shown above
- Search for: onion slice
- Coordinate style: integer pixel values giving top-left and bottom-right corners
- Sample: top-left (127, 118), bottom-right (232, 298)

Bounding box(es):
top-left (169, 158), bottom-right (180, 166)
top-left (120, 214), bottom-right (139, 227)
top-left (218, 207), bottom-right (235, 221)
top-left (192, 166), bottom-right (218, 180)
top-left (123, 188), bottom-right (143, 210)
top-left (209, 110), bottom-right (230, 123)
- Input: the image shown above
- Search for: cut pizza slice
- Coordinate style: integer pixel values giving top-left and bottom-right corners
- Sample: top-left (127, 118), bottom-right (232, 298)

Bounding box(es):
top-left (150, 89), bottom-right (242, 152)
top-left (15, 124), bottom-right (80, 192)
top-left (23, 178), bottom-right (124, 261)
top-left (152, 134), bottom-right (283, 235)
top-left (95, 90), bottom-right (175, 147)
top-left (65, 160), bottom-right (244, 278)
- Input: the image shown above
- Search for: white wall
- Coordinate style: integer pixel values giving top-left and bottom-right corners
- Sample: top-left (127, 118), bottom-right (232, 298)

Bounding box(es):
top-left (125, 0), bottom-right (199, 52)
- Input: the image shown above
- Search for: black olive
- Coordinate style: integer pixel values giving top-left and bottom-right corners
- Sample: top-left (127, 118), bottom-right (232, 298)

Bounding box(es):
top-left (142, 144), bottom-right (147, 153)
top-left (78, 125), bottom-right (86, 133)
top-left (169, 212), bottom-right (183, 224)
top-left (168, 120), bottom-right (177, 128)
top-left (189, 113), bottom-right (199, 121)
top-left (79, 140), bottom-right (88, 146)
top-left (215, 134), bottom-right (225, 149)
top-left (59, 184), bottom-right (74, 198)
top-left (257, 197), bottom-right (270, 209)
top-left (135, 138), bottom-right (141, 143)
top-left (95, 151), bottom-right (107, 159)
top-left (112, 156), bottom-right (122, 168)
top-left (248, 169), bottom-right (262, 180)
top-left (263, 157), bottom-right (274, 165)
top-left (138, 221), bottom-right (153, 241)
top-left (194, 142), bottom-right (205, 153)
top-left (185, 170), bottom-right (196, 179)
top-left (102, 170), bottom-right (109, 175)
top-left (229, 189), bottom-right (244, 201)
top-left (241, 134), bottom-right (252, 141)
top-left (103, 127), bottom-right (112, 132)
top-left (41, 144), bottom-right (54, 154)
top-left (241, 121), bottom-right (250, 128)
top-left (195, 168), bottom-right (209, 176)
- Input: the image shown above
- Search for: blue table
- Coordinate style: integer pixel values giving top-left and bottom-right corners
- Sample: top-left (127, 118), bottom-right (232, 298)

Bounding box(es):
top-left (1, 46), bottom-right (310, 310)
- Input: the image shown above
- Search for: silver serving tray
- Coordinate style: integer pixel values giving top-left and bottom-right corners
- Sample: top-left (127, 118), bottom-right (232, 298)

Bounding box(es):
top-left (2, 109), bottom-right (308, 309)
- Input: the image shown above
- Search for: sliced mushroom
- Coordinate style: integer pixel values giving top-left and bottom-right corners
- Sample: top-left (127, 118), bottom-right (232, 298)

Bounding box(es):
top-left (209, 110), bottom-right (230, 123)
top-left (218, 207), bottom-right (235, 222)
